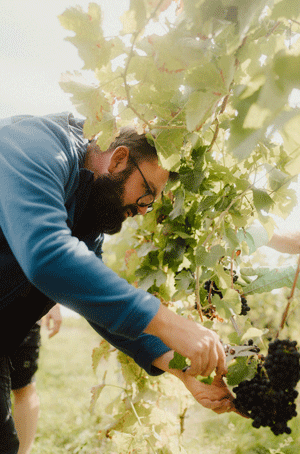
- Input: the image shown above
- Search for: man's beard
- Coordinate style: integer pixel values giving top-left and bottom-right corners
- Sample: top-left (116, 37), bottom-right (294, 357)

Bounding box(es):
top-left (72, 168), bottom-right (139, 238)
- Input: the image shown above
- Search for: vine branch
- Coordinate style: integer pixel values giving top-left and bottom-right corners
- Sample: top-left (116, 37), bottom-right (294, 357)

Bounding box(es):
top-left (275, 254), bottom-right (300, 338)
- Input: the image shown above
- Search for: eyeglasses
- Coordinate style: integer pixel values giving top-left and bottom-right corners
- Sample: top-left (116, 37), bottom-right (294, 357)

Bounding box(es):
top-left (129, 155), bottom-right (155, 212)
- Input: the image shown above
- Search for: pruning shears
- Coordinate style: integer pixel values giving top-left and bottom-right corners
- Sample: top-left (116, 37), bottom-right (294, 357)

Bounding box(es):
top-left (223, 343), bottom-right (260, 363)
top-left (181, 342), bottom-right (260, 371)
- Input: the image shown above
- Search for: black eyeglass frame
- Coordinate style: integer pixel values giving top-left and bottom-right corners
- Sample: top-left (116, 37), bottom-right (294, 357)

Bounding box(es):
top-left (129, 155), bottom-right (155, 212)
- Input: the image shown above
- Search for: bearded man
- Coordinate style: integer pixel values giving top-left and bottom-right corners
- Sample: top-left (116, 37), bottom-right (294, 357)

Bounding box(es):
top-left (0, 112), bottom-right (232, 453)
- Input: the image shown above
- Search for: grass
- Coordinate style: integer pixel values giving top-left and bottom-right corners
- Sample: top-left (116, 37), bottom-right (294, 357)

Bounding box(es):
top-left (32, 317), bottom-right (102, 454)
top-left (29, 316), bottom-right (300, 454)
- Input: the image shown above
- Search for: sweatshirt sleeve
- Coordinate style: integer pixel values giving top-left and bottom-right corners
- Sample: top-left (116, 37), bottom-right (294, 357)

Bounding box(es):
top-left (0, 117), bottom-right (163, 342)
top-left (88, 322), bottom-right (170, 376)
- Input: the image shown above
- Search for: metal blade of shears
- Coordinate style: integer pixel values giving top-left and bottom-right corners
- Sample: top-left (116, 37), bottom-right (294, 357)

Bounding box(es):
top-left (224, 344), bottom-right (260, 362)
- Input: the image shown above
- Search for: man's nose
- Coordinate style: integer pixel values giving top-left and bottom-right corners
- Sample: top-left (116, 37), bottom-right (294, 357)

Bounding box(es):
top-left (137, 206), bottom-right (148, 216)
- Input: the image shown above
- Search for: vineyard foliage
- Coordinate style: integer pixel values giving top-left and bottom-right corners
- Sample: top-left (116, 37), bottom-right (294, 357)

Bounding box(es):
top-left (59, 0), bottom-right (300, 452)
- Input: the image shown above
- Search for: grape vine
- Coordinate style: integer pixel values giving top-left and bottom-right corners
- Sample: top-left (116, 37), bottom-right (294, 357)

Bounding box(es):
top-left (59, 0), bottom-right (300, 451)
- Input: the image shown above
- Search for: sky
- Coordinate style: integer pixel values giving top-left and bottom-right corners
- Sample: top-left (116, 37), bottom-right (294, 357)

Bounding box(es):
top-left (0, 0), bottom-right (129, 118)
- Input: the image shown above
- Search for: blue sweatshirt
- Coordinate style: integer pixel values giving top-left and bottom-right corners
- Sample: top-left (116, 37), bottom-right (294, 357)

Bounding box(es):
top-left (0, 113), bottom-right (170, 375)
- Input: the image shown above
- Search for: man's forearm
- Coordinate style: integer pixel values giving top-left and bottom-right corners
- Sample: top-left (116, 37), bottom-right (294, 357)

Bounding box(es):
top-left (144, 304), bottom-right (178, 340)
top-left (268, 232), bottom-right (300, 254)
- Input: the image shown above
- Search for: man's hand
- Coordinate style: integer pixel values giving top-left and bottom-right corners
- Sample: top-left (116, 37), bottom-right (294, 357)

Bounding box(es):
top-left (44, 303), bottom-right (62, 338)
top-left (183, 374), bottom-right (248, 416)
top-left (145, 305), bottom-right (227, 377)
top-left (153, 351), bottom-right (248, 417)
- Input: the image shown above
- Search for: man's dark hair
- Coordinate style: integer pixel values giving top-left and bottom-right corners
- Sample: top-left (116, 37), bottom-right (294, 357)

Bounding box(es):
top-left (107, 127), bottom-right (157, 163)
top-left (106, 127), bottom-right (179, 182)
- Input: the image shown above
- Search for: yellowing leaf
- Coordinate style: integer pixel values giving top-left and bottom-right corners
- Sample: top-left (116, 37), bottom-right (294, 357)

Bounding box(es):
top-left (59, 71), bottom-right (112, 138)
top-left (59, 4), bottom-right (112, 71)
top-left (223, 288), bottom-right (241, 309)
top-left (185, 90), bottom-right (221, 132)
top-left (89, 382), bottom-right (106, 413)
top-left (241, 327), bottom-right (268, 342)
top-left (92, 340), bottom-right (112, 373)
top-left (94, 112), bottom-right (117, 150)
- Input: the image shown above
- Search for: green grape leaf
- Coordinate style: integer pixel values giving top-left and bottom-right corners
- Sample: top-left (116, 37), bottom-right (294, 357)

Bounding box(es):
top-left (264, 164), bottom-right (290, 191)
top-left (224, 227), bottom-right (240, 250)
top-left (168, 352), bottom-right (188, 370)
top-left (163, 237), bottom-right (186, 268)
top-left (117, 351), bottom-right (143, 384)
top-left (214, 288), bottom-right (240, 319)
top-left (240, 224), bottom-right (269, 252)
top-left (169, 188), bottom-right (185, 220)
top-left (175, 269), bottom-right (195, 292)
top-left (185, 90), bottom-right (222, 132)
top-left (241, 264), bottom-right (300, 295)
top-left (273, 53), bottom-right (300, 91)
top-left (110, 431), bottom-right (135, 451)
top-left (252, 188), bottom-right (274, 213)
top-left (271, 0), bottom-right (300, 20)
top-left (180, 166), bottom-right (205, 193)
top-left (195, 244), bottom-right (225, 267)
top-left (137, 267), bottom-right (167, 290)
top-left (226, 356), bottom-right (258, 386)
top-left (212, 294), bottom-right (233, 319)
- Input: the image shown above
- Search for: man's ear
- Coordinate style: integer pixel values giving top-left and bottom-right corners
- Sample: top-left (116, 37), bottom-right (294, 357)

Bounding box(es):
top-left (108, 146), bottom-right (130, 174)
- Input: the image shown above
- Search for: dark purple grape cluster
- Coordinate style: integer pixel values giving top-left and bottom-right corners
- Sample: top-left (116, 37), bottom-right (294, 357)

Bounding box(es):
top-left (233, 339), bottom-right (300, 435)
top-left (232, 270), bottom-right (238, 283)
top-left (264, 339), bottom-right (300, 390)
top-left (240, 295), bottom-right (250, 316)
top-left (203, 280), bottom-right (223, 299)
top-left (203, 276), bottom-right (251, 316)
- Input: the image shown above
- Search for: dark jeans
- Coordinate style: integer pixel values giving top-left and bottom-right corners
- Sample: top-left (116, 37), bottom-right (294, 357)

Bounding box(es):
top-left (0, 356), bottom-right (19, 454)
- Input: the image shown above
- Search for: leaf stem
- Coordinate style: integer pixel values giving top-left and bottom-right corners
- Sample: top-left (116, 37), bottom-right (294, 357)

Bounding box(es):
top-left (230, 250), bottom-right (235, 289)
top-left (275, 254), bottom-right (300, 338)
top-left (195, 266), bottom-right (204, 322)
top-left (179, 407), bottom-right (188, 434)
top-left (230, 315), bottom-right (242, 337)
top-left (130, 400), bottom-right (157, 454)
top-left (290, 18), bottom-right (300, 27)
top-left (266, 21), bottom-right (281, 37)
top-left (207, 119), bottom-right (220, 152)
